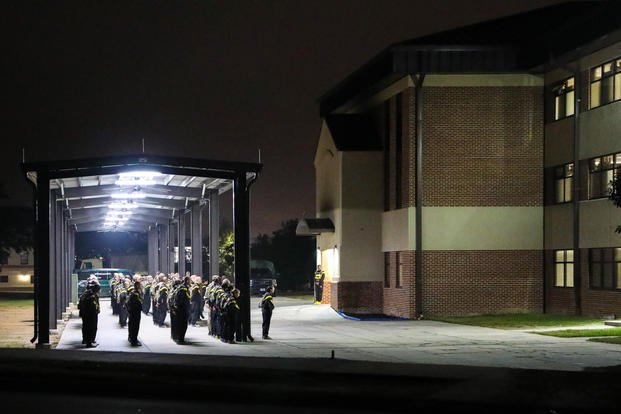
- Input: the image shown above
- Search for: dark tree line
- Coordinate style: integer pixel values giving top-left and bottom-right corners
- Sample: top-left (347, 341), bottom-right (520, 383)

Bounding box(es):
top-left (251, 219), bottom-right (315, 290)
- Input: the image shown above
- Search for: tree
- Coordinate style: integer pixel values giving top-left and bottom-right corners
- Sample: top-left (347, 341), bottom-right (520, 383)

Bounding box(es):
top-left (0, 206), bottom-right (34, 264)
top-left (219, 230), bottom-right (235, 279)
top-left (251, 219), bottom-right (315, 290)
top-left (610, 176), bottom-right (621, 233)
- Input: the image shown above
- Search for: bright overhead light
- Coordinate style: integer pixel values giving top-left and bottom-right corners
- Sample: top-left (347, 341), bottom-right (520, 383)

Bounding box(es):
top-left (108, 202), bottom-right (138, 210)
top-left (116, 171), bottom-right (162, 186)
top-left (110, 192), bottom-right (147, 199)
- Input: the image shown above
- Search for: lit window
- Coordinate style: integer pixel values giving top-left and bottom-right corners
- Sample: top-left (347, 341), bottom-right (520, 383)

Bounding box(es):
top-left (554, 163), bottom-right (573, 203)
top-left (590, 58), bottom-right (621, 108)
top-left (589, 248), bottom-right (621, 290)
top-left (552, 77), bottom-right (575, 120)
top-left (588, 152), bottom-right (621, 199)
top-left (554, 250), bottom-right (574, 288)
top-left (20, 252), bottom-right (28, 265)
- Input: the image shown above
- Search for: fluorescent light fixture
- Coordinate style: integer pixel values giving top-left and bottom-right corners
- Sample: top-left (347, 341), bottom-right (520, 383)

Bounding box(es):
top-left (116, 171), bottom-right (162, 186)
top-left (108, 202), bottom-right (138, 209)
top-left (110, 192), bottom-right (147, 199)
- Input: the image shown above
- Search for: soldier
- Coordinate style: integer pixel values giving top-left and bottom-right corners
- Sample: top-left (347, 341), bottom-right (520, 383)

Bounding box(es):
top-left (117, 278), bottom-right (130, 327)
top-left (142, 275), bottom-right (153, 315)
top-left (313, 265), bottom-right (325, 304)
top-left (78, 279), bottom-right (100, 348)
top-left (169, 279), bottom-right (181, 341)
top-left (188, 276), bottom-right (203, 326)
top-left (126, 280), bottom-right (143, 346)
top-left (153, 274), bottom-right (168, 327)
top-left (109, 273), bottom-right (121, 315)
top-left (215, 278), bottom-right (230, 339)
top-left (172, 276), bottom-right (191, 343)
top-left (222, 287), bottom-right (240, 344)
top-left (205, 275), bottom-right (221, 336)
top-left (260, 285), bottom-right (275, 340)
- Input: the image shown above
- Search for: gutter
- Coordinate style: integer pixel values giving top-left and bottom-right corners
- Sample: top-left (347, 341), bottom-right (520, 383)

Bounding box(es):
top-left (414, 74), bottom-right (425, 318)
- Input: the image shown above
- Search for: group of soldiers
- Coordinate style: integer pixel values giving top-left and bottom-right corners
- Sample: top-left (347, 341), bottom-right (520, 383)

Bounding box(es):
top-left (107, 271), bottom-right (259, 345)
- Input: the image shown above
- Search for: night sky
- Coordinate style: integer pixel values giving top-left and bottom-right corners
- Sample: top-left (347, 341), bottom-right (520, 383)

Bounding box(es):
top-left (4, 0), bottom-right (563, 237)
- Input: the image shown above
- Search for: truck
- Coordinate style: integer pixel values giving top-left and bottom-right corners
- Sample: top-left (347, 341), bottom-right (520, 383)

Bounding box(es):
top-left (249, 260), bottom-right (278, 296)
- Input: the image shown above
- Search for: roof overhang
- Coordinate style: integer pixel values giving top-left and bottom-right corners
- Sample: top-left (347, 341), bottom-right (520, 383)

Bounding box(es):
top-left (296, 218), bottom-right (335, 236)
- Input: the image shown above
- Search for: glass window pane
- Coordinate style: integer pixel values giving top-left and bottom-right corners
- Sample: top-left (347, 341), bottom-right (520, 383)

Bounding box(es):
top-left (603, 170), bottom-right (614, 194)
top-left (602, 155), bottom-right (613, 168)
top-left (603, 63), bottom-right (613, 74)
top-left (555, 96), bottom-right (561, 120)
top-left (615, 248), bottom-right (621, 261)
top-left (590, 171), bottom-right (602, 199)
top-left (555, 250), bottom-right (565, 262)
top-left (566, 249), bottom-right (574, 262)
top-left (567, 77), bottom-right (575, 89)
top-left (602, 76), bottom-right (614, 104)
top-left (591, 81), bottom-right (601, 108)
top-left (566, 90), bottom-right (575, 116)
top-left (603, 264), bottom-right (613, 288)
top-left (566, 163), bottom-right (574, 177)
top-left (566, 264), bottom-right (574, 287)
top-left (555, 179), bottom-right (565, 203)
top-left (604, 248), bottom-right (613, 262)
top-left (615, 154), bottom-right (621, 166)
top-left (590, 158), bottom-right (601, 172)
top-left (564, 177), bottom-right (573, 202)
top-left (592, 248), bottom-right (601, 262)
top-left (592, 66), bottom-right (602, 80)
top-left (591, 264), bottom-right (601, 287)
top-left (615, 73), bottom-right (621, 101)
top-left (555, 264), bottom-right (565, 286)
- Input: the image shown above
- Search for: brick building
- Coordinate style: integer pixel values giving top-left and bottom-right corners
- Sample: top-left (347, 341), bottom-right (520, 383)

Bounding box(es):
top-left (0, 249), bottom-right (34, 293)
top-left (309, 2), bottom-right (621, 317)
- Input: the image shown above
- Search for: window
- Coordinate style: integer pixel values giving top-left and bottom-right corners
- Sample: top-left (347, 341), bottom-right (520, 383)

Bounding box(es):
top-left (590, 248), bottom-right (621, 290)
top-left (554, 163), bottom-right (574, 203)
top-left (0, 275), bottom-right (8, 283)
top-left (384, 252), bottom-right (390, 288)
top-left (554, 250), bottom-right (574, 287)
top-left (20, 251), bottom-right (29, 265)
top-left (30, 275), bottom-right (34, 284)
top-left (589, 153), bottom-right (621, 199)
top-left (552, 77), bottom-right (575, 120)
top-left (590, 58), bottom-right (621, 108)
top-left (0, 256), bottom-right (7, 265)
top-left (396, 252), bottom-right (403, 288)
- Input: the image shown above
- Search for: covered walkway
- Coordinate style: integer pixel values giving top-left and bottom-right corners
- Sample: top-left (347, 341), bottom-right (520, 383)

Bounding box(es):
top-left (21, 154), bottom-right (262, 347)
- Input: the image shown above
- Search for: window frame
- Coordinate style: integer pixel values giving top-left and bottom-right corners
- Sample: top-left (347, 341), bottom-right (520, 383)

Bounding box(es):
top-left (590, 58), bottom-right (621, 109)
top-left (553, 162), bottom-right (574, 204)
top-left (552, 77), bottom-right (575, 121)
top-left (589, 248), bottom-right (621, 291)
top-left (554, 249), bottom-right (574, 288)
top-left (588, 152), bottom-right (621, 200)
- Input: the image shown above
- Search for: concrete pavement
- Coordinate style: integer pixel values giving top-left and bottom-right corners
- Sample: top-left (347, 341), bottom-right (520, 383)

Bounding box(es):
top-left (57, 296), bottom-right (621, 371)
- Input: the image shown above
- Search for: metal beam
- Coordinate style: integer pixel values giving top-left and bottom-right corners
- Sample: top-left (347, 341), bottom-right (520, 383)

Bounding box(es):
top-left (148, 227), bottom-right (158, 275)
top-left (209, 191), bottom-right (219, 280)
top-left (76, 224), bottom-right (149, 233)
top-left (36, 172), bottom-right (51, 346)
top-left (159, 223), bottom-right (171, 273)
top-left (234, 174), bottom-right (251, 340)
top-left (69, 217), bottom-right (159, 227)
top-left (191, 201), bottom-right (203, 277)
top-left (178, 211), bottom-right (186, 276)
top-left (68, 207), bottom-right (175, 220)
top-left (66, 197), bottom-right (186, 210)
top-left (59, 183), bottom-right (204, 200)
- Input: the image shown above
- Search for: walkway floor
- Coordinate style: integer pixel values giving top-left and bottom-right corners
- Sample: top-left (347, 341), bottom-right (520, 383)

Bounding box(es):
top-left (57, 296), bottom-right (621, 371)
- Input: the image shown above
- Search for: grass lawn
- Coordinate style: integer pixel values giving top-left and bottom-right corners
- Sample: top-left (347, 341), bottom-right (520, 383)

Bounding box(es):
top-left (588, 337), bottom-right (621, 344)
top-left (534, 328), bottom-right (621, 337)
top-left (432, 313), bottom-right (602, 329)
top-left (0, 299), bottom-right (33, 308)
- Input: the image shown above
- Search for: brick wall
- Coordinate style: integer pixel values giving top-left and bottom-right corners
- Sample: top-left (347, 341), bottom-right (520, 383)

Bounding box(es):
top-left (421, 250), bottom-right (543, 316)
top-left (383, 251), bottom-right (416, 318)
top-left (329, 281), bottom-right (383, 314)
top-left (546, 249), bottom-right (621, 317)
top-left (423, 86), bottom-right (544, 207)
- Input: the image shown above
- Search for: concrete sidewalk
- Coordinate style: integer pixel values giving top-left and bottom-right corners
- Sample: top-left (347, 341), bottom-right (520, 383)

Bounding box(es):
top-left (57, 296), bottom-right (621, 371)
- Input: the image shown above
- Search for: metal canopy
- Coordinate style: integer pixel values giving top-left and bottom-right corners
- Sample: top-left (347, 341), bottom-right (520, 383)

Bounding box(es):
top-left (23, 154), bottom-right (260, 233)
top-left (21, 153), bottom-right (262, 347)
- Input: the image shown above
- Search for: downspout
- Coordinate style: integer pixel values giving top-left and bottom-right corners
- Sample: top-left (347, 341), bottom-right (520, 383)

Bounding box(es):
top-left (572, 62), bottom-right (582, 316)
top-left (415, 74), bottom-right (425, 318)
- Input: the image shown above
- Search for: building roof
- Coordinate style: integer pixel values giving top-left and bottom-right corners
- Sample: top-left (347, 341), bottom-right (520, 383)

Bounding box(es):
top-left (296, 218), bottom-right (335, 236)
top-left (319, 1), bottom-right (621, 116)
top-left (325, 114), bottom-right (382, 151)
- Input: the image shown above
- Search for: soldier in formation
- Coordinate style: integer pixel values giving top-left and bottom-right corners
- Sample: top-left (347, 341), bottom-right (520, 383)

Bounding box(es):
top-left (78, 275), bottom-right (100, 348)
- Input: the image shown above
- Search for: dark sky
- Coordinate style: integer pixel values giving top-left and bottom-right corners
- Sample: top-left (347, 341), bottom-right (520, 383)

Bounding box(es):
top-left (4, 0), bottom-right (563, 237)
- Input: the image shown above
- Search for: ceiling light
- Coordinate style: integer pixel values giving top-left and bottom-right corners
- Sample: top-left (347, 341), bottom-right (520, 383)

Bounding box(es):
top-left (108, 202), bottom-right (138, 210)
